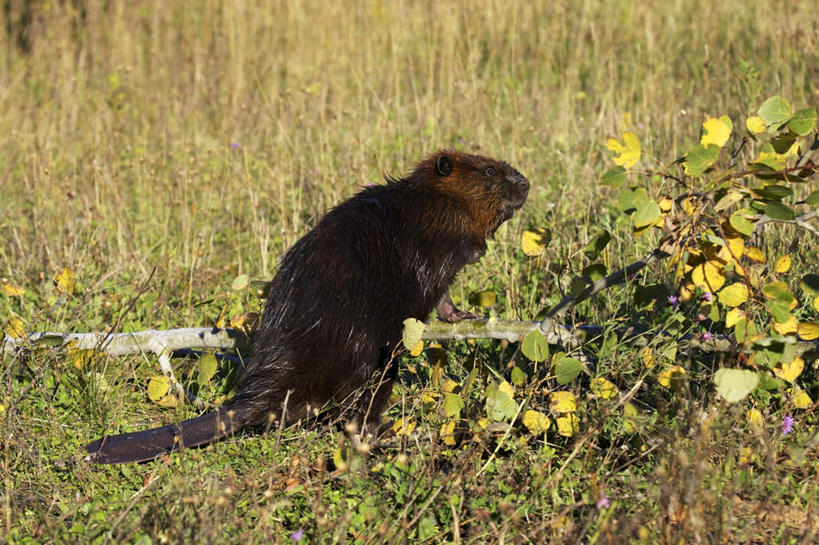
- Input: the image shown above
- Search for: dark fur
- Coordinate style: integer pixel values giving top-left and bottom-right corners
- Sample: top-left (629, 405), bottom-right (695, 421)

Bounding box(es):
top-left (85, 150), bottom-right (529, 463)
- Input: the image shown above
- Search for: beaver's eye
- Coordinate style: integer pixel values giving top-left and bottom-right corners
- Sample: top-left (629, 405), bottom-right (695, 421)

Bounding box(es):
top-left (485, 167), bottom-right (496, 177)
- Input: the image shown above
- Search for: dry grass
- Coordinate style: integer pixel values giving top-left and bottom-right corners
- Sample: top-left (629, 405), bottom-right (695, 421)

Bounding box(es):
top-left (2, 1), bottom-right (819, 543)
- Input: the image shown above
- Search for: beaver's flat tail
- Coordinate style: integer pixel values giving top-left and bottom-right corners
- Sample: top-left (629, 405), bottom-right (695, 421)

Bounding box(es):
top-left (84, 408), bottom-right (242, 464)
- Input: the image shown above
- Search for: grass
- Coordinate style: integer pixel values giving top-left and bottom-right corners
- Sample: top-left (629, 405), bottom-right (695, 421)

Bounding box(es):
top-left (2, 0), bottom-right (819, 543)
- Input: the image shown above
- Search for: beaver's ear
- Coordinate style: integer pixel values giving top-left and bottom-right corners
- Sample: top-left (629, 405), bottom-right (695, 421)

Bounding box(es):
top-left (435, 155), bottom-right (453, 177)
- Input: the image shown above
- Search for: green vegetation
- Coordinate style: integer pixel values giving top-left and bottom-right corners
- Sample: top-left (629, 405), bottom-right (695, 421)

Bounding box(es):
top-left (2, 1), bottom-right (818, 543)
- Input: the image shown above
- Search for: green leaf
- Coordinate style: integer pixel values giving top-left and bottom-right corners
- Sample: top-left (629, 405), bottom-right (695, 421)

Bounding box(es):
top-left (582, 263), bottom-right (607, 281)
top-left (757, 95), bottom-right (791, 127)
top-left (617, 187), bottom-right (648, 213)
top-left (788, 108), bottom-right (817, 135)
top-left (443, 393), bottom-right (465, 418)
top-left (800, 274), bottom-right (819, 296)
top-left (684, 144), bottom-right (720, 177)
top-left (485, 384), bottom-right (517, 422)
top-left (584, 230), bottom-right (612, 258)
top-left (601, 166), bottom-right (627, 186)
top-left (510, 366), bottom-right (526, 386)
top-left (402, 318), bottom-right (426, 351)
top-left (521, 330), bottom-right (549, 362)
top-left (713, 368), bottom-right (759, 403)
top-left (468, 289), bottom-right (496, 307)
top-left (729, 212), bottom-right (755, 236)
top-left (231, 273), bottom-right (249, 291)
top-left (633, 198), bottom-right (661, 228)
top-left (806, 190), bottom-right (819, 206)
top-left (555, 357), bottom-right (584, 385)
top-left (197, 353), bottom-right (219, 385)
top-left (598, 332), bottom-right (617, 358)
top-left (762, 201), bottom-right (795, 221)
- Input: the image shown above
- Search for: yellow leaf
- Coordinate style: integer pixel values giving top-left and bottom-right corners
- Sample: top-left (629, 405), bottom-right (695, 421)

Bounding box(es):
top-left (726, 308), bottom-right (745, 328)
top-left (691, 260), bottom-right (726, 292)
top-left (682, 197), bottom-right (697, 216)
top-left (721, 236), bottom-right (745, 263)
top-left (718, 282), bottom-right (749, 307)
top-left (498, 380), bottom-right (515, 399)
top-left (4, 317), bottom-right (26, 339)
top-left (420, 390), bottom-right (438, 404)
top-left (605, 131), bottom-right (641, 168)
top-left (658, 365), bottom-right (686, 388)
top-left (678, 283), bottom-right (696, 302)
top-left (739, 446), bottom-right (755, 465)
top-left (641, 347), bottom-right (656, 368)
top-left (745, 116), bottom-right (767, 134)
top-left (393, 417), bottom-right (416, 436)
top-left (774, 356), bottom-right (804, 383)
top-left (520, 227), bottom-right (551, 257)
top-left (788, 387), bottom-right (813, 409)
top-left (476, 417), bottom-right (489, 430)
top-left (746, 408), bottom-right (763, 431)
top-left (410, 340), bottom-right (424, 357)
top-left (700, 116), bottom-right (732, 148)
top-left (147, 376), bottom-right (171, 402)
top-left (659, 196), bottom-right (673, 214)
top-left (549, 391), bottom-right (577, 414)
top-left (623, 402), bottom-right (638, 433)
top-left (156, 393), bottom-right (179, 408)
top-left (773, 314), bottom-right (797, 335)
top-left (815, 297), bottom-right (819, 312)
top-left (440, 420), bottom-right (457, 445)
top-left (590, 377), bottom-right (618, 399)
top-left (797, 321), bottom-right (819, 340)
top-left (441, 378), bottom-right (458, 393)
top-left (774, 255), bottom-right (791, 273)
top-left (1, 281), bottom-right (25, 296)
top-left (54, 267), bottom-right (76, 295)
top-left (555, 414), bottom-right (580, 437)
top-left (522, 410), bottom-right (550, 434)
top-left (744, 247), bottom-right (766, 264)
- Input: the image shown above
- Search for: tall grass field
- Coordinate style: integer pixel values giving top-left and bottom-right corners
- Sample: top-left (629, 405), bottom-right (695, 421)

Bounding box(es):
top-left (2, 1), bottom-right (818, 543)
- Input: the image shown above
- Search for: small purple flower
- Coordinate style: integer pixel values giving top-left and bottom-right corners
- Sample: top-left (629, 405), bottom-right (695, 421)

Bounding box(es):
top-left (596, 494), bottom-right (610, 509)
top-left (230, 142), bottom-right (241, 149)
top-left (668, 295), bottom-right (679, 308)
top-left (782, 415), bottom-right (795, 436)
top-left (702, 292), bottom-right (713, 302)
top-left (701, 332), bottom-right (713, 342)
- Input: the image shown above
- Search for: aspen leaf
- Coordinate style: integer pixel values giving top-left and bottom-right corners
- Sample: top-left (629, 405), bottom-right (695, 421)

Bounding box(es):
top-left (745, 116), bottom-right (767, 134)
top-left (440, 420), bottom-right (457, 445)
top-left (601, 166), bottom-right (627, 187)
top-left (797, 321), bottom-right (819, 340)
top-left (633, 199), bottom-right (661, 228)
top-left (197, 353), bottom-right (219, 385)
top-left (523, 410), bottom-right (550, 434)
top-left (690, 260), bottom-right (726, 292)
top-left (718, 282), bottom-right (749, 307)
top-left (231, 273), bottom-right (249, 291)
top-left (393, 418), bottom-right (416, 436)
top-left (555, 414), bottom-right (579, 437)
top-left (815, 297), bottom-right (819, 312)
top-left (402, 318), bottom-right (426, 352)
top-left (443, 393), bottom-right (464, 418)
top-left (468, 289), bottom-right (496, 307)
top-left (4, 317), bottom-right (25, 339)
top-left (713, 368), bottom-right (759, 403)
top-left (147, 376), bottom-right (171, 402)
top-left (549, 391), bottom-right (577, 413)
top-left (521, 330), bottom-right (549, 362)
top-left (774, 356), bottom-right (804, 383)
top-left (773, 314), bottom-right (797, 334)
top-left (1, 281), bottom-right (25, 296)
top-left (684, 144), bottom-right (720, 177)
top-left (788, 387), bottom-right (812, 409)
top-left (714, 191), bottom-right (745, 211)
top-left (521, 227), bottom-right (551, 256)
top-left (584, 230), bottom-right (612, 259)
top-left (590, 377), bottom-right (618, 399)
top-left (787, 107), bottom-right (816, 135)
top-left (555, 357), bottom-right (583, 384)
top-left (54, 267), bottom-right (76, 295)
top-left (156, 393), bottom-right (179, 408)
top-left (800, 274), bottom-right (819, 296)
top-left (746, 408), bottom-right (763, 430)
top-left (442, 378), bottom-right (458, 393)
top-left (605, 131), bottom-right (641, 168)
top-left (774, 255), bottom-right (791, 273)
top-left (623, 402), bottom-right (639, 433)
top-left (498, 380), bottom-right (515, 399)
top-left (729, 212), bottom-right (755, 236)
top-left (700, 116), bottom-right (732, 147)
top-left (641, 347), bottom-right (656, 368)
top-left (757, 95), bottom-right (791, 127)
top-left (744, 246), bottom-right (766, 263)
top-left (486, 383), bottom-right (517, 421)
top-left (725, 308), bottom-right (745, 328)
top-left (421, 390), bottom-right (438, 404)
top-left (658, 366), bottom-right (686, 388)
top-left (410, 340), bottom-right (424, 357)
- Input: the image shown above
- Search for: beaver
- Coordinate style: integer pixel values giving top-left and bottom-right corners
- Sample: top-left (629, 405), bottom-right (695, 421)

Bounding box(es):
top-left (85, 150), bottom-right (530, 463)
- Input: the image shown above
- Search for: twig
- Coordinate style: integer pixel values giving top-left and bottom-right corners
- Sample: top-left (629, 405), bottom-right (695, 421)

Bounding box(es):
top-left (754, 210), bottom-right (819, 237)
